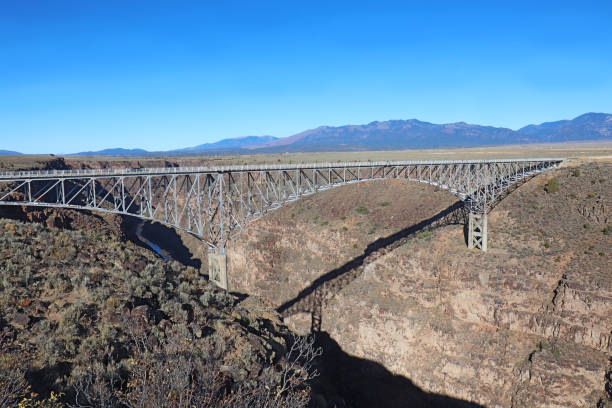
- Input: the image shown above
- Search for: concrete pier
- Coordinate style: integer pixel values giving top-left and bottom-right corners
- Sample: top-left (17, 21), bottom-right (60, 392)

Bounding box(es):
top-left (468, 212), bottom-right (488, 251)
top-left (208, 248), bottom-right (228, 290)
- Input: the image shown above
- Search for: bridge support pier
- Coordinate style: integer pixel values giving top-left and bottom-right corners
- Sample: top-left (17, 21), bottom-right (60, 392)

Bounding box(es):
top-left (468, 212), bottom-right (488, 252)
top-left (208, 248), bottom-right (228, 290)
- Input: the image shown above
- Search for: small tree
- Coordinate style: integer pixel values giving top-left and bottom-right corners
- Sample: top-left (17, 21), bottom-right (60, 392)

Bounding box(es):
top-left (544, 177), bottom-right (560, 193)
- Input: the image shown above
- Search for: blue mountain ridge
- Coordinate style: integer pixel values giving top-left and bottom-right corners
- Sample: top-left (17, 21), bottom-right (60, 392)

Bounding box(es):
top-left (59, 112), bottom-right (612, 156)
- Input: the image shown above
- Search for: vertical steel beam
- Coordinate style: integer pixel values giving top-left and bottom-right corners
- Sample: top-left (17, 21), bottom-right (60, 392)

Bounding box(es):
top-left (218, 173), bottom-right (226, 249)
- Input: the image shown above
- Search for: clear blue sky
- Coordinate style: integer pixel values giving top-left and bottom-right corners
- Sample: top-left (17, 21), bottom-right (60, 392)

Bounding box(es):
top-left (1, 1), bottom-right (611, 154)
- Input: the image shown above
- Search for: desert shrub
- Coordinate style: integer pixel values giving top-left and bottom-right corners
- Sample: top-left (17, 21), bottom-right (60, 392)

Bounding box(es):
top-left (198, 285), bottom-right (233, 310)
top-left (571, 168), bottom-right (581, 177)
top-left (0, 352), bottom-right (29, 408)
top-left (213, 291), bottom-right (234, 309)
top-left (354, 205), bottom-right (368, 215)
top-left (61, 303), bottom-right (84, 328)
top-left (0, 217), bottom-right (321, 407)
top-left (68, 321), bottom-right (316, 408)
top-left (551, 345), bottom-right (560, 358)
top-left (415, 228), bottom-right (431, 240)
top-left (18, 266), bottom-right (32, 286)
top-left (161, 300), bottom-right (187, 322)
top-left (69, 358), bottom-right (120, 408)
top-left (17, 392), bottom-right (65, 408)
top-left (544, 177), bottom-right (559, 193)
top-left (603, 225), bottom-right (612, 235)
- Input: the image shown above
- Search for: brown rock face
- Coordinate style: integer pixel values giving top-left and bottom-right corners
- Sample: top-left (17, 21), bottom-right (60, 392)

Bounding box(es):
top-left (229, 162), bottom-right (612, 407)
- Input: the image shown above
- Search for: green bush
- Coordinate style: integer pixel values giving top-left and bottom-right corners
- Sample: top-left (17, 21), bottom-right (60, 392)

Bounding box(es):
top-left (551, 345), bottom-right (560, 358)
top-left (603, 225), bottom-right (612, 235)
top-left (571, 169), bottom-right (581, 177)
top-left (354, 205), bottom-right (369, 215)
top-left (415, 229), bottom-right (431, 240)
top-left (537, 341), bottom-right (548, 351)
top-left (544, 177), bottom-right (559, 193)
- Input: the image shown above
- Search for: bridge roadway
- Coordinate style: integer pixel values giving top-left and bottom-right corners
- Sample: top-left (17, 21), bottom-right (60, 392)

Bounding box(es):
top-left (0, 158), bottom-right (565, 289)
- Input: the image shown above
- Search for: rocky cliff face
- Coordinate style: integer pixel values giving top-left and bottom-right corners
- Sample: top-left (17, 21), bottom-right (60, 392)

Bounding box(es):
top-left (228, 161), bottom-right (612, 407)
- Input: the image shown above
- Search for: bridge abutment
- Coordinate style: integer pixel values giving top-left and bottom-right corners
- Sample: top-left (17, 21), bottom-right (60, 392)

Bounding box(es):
top-left (468, 212), bottom-right (488, 251)
top-left (208, 248), bottom-right (229, 290)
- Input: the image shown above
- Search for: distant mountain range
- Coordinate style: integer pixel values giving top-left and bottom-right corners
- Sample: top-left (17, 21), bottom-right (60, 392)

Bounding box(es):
top-left (172, 135), bottom-right (279, 152)
top-left (0, 150), bottom-right (23, 155)
top-left (2, 113), bottom-right (611, 156)
top-left (73, 148), bottom-right (150, 156)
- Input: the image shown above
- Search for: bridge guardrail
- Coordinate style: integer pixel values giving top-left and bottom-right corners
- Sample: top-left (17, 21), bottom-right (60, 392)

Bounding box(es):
top-left (0, 158), bottom-right (565, 179)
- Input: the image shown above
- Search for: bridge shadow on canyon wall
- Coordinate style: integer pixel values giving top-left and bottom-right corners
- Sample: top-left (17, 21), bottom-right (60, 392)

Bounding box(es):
top-left (312, 331), bottom-right (484, 408)
top-left (277, 200), bottom-right (469, 331)
top-left (275, 201), bottom-right (486, 407)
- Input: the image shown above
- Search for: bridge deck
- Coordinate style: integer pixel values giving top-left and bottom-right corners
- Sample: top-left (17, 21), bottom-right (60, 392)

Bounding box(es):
top-left (0, 158), bottom-right (565, 180)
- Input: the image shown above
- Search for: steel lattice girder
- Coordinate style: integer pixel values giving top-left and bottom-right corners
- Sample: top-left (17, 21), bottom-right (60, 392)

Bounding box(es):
top-left (0, 158), bottom-right (564, 247)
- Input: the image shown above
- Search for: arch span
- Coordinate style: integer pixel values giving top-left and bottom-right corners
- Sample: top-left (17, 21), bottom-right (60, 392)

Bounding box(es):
top-left (0, 159), bottom-right (563, 250)
top-left (1, 159), bottom-right (564, 288)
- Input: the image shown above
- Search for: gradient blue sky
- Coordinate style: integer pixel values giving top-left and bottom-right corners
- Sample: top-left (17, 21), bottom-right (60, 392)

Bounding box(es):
top-left (1, 1), bottom-right (611, 154)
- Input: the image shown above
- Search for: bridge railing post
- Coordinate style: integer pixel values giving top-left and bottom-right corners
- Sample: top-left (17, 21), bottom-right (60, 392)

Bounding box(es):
top-left (468, 211), bottom-right (488, 251)
top-left (208, 247), bottom-right (228, 291)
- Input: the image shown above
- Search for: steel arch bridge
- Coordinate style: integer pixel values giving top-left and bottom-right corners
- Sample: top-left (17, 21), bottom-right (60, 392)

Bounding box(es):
top-left (0, 158), bottom-right (564, 287)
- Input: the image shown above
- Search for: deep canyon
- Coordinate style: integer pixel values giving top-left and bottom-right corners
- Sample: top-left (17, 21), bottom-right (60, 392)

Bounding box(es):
top-left (0, 156), bottom-right (610, 407)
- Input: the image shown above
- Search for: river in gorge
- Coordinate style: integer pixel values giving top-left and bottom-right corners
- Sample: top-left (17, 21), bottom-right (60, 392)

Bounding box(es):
top-left (134, 221), bottom-right (170, 260)
top-left (129, 219), bottom-right (202, 269)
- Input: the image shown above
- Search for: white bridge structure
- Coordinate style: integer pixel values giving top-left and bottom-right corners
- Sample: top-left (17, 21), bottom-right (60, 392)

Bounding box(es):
top-left (0, 158), bottom-right (564, 289)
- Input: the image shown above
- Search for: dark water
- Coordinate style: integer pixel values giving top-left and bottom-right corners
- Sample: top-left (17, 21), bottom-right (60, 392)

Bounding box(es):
top-left (128, 219), bottom-right (202, 269)
top-left (135, 221), bottom-right (169, 260)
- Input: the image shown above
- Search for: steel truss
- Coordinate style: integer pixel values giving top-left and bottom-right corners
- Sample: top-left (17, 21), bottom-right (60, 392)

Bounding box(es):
top-left (0, 159), bottom-right (564, 251)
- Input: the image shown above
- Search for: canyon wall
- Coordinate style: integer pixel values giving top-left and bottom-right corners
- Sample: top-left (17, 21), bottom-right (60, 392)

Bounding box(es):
top-left (228, 162), bottom-right (612, 407)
